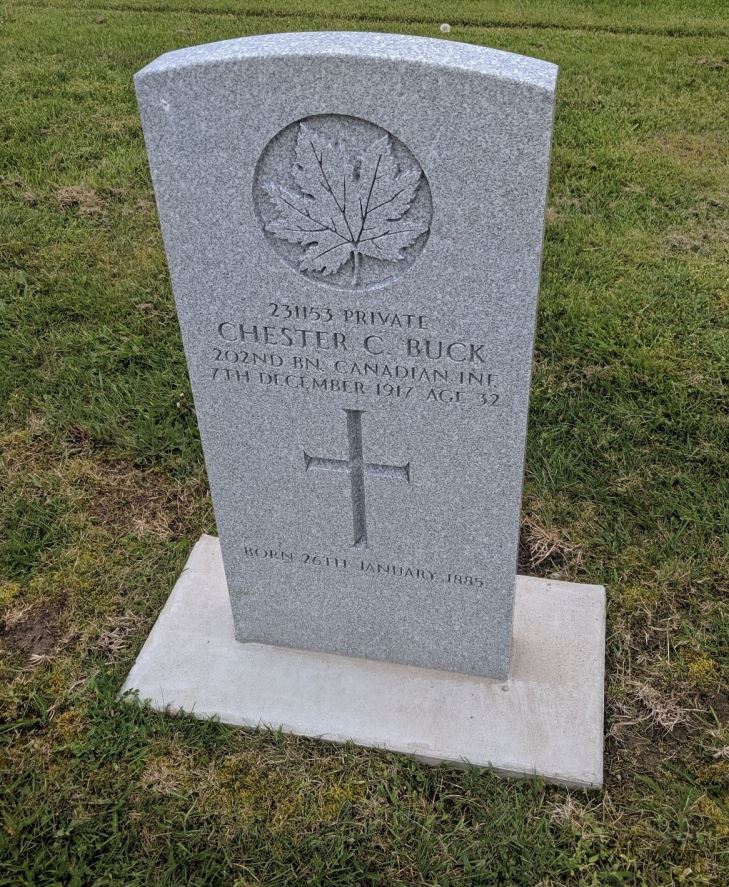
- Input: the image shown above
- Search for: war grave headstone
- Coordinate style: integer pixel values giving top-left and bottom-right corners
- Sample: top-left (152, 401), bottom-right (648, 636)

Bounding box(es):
top-left (123, 32), bottom-right (606, 788)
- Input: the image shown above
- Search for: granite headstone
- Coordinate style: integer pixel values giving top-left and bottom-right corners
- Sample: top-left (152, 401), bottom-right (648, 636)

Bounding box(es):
top-left (135, 32), bottom-right (558, 678)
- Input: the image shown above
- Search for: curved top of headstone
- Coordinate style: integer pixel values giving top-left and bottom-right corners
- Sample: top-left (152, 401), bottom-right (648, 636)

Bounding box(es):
top-left (135, 31), bottom-right (558, 93)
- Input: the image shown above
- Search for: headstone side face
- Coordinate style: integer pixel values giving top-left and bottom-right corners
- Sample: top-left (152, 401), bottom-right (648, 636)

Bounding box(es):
top-left (135, 33), bottom-right (557, 678)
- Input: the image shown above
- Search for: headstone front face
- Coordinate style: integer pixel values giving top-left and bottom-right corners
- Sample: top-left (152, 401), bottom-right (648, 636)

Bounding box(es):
top-left (136, 33), bottom-right (557, 679)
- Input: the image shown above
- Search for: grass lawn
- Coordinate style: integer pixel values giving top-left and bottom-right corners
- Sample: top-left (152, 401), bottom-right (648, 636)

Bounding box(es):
top-left (1, 0), bottom-right (727, 883)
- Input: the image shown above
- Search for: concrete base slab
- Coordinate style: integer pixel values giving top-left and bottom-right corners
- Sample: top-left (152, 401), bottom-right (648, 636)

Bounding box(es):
top-left (122, 535), bottom-right (605, 788)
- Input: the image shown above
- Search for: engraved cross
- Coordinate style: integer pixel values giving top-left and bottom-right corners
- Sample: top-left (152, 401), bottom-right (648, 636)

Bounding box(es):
top-left (303, 409), bottom-right (411, 548)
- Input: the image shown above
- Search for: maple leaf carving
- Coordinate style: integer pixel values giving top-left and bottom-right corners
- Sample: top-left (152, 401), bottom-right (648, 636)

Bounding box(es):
top-left (264, 123), bottom-right (428, 286)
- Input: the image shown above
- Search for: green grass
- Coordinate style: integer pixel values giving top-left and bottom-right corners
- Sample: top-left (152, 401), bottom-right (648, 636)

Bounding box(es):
top-left (1, 0), bottom-right (728, 883)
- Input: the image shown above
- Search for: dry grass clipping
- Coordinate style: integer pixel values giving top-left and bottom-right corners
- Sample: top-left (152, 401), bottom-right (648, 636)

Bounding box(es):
top-left (55, 185), bottom-right (104, 215)
top-left (520, 512), bottom-right (583, 574)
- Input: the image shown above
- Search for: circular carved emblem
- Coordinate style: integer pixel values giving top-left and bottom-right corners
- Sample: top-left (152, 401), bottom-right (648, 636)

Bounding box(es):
top-left (253, 114), bottom-right (432, 291)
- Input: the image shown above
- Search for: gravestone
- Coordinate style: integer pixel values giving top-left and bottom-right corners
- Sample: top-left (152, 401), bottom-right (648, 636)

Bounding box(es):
top-left (124, 32), bottom-right (606, 787)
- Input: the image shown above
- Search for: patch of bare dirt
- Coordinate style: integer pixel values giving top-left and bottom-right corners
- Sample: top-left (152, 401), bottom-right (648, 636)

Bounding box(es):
top-left (703, 689), bottom-right (729, 723)
top-left (1, 600), bottom-right (64, 656)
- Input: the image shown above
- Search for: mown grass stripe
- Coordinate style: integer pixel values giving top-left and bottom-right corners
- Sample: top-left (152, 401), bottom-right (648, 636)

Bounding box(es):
top-left (6, 0), bottom-right (729, 38)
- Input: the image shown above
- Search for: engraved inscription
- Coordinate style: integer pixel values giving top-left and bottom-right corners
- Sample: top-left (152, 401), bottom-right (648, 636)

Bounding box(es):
top-left (254, 115), bottom-right (432, 290)
top-left (211, 306), bottom-right (505, 409)
top-left (240, 543), bottom-right (485, 588)
top-left (303, 409), bottom-right (410, 548)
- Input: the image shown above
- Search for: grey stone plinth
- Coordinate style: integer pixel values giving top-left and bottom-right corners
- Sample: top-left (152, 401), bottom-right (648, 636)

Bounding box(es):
top-left (122, 536), bottom-right (605, 788)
